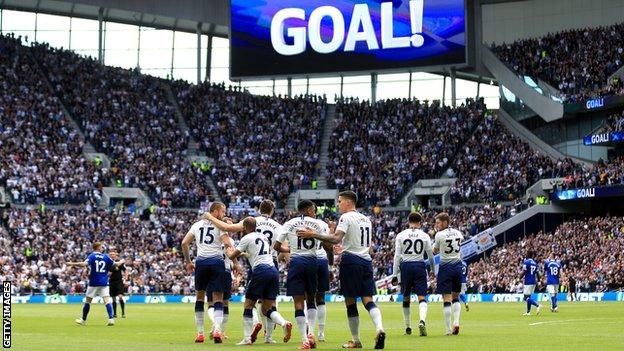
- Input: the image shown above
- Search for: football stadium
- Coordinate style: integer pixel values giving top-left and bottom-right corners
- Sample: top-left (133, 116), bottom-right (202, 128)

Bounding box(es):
top-left (1, 0), bottom-right (623, 350)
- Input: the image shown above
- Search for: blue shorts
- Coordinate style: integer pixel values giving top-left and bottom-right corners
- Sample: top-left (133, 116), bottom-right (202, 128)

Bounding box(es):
top-left (208, 270), bottom-right (232, 301)
top-left (195, 258), bottom-right (226, 293)
top-left (339, 253), bottom-right (375, 298)
top-left (436, 261), bottom-right (463, 294)
top-left (400, 261), bottom-right (428, 297)
top-left (246, 264), bottom-right (279, 301)
top-left (316, 258), bottom-right (330, 293)
top-left (286, 256), bottom-right (318, 296)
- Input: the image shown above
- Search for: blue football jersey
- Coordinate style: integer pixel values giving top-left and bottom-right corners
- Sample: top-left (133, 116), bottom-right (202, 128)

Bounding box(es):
top-left (523, 259), bottom-right (538, 285)
top-left (461, 261), bottom-right (468, 284)
top-left (545, 260), bottom-right (561, 285)
top-left (86, 252), bottom-right (114, 286)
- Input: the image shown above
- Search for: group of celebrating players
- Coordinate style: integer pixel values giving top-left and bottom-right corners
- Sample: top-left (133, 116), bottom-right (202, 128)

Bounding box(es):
top-left (67, 189), bottom-right (563, 349)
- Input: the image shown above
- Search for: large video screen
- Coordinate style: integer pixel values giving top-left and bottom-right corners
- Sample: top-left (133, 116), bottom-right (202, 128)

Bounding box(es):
top-left (230, 0), bottom-right (467, 79)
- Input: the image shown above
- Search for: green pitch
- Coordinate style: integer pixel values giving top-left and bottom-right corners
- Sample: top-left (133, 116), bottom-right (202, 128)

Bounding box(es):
top-left (10, 302), bottom-right (624, 350)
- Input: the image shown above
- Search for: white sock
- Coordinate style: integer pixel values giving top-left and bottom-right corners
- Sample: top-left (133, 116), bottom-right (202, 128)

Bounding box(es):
top-left (269, 310), bottom-right (287, 326)
top-left (207, 306), bottom-right (215, 324)
top-left (402, 306), bottom-right (411, 328)
top-left (222, 311), bottom-right (229, 332)
top-left (214, 308), bottom-right (223, 332)
top-left (243, 315), bottom-right (253, 340)
top-left (195, 311), bottom-right (205, 335)
top-left (306, 308), bottom-right (317, 336)
top-left (348, 316), bottom-right (360, 342)
top-left (251, 307), bottom-right (259, 325)
top-left (443, 304), bottom-right (452, 333)
top-left (452, 302), bottom-right (461, 327)
top-left (317, 304), bottom-right (326, 335)
top-left (368, 307), bottom-right (384, 332)
top-left (266, 319), bottom-right (275, 340)
top-left (418, 301), bottom-right (428, 323)
top-left (296, 314), bottom-right (307, 343)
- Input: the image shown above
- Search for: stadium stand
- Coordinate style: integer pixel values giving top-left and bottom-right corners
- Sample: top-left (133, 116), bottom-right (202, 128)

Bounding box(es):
top-left (326, 97), bottom-right (487, 206)
top-left (173, 80), bottom-right (326, 207)
top-left (449, 114), bottom-right (580, 203)
top-left (493, 22), bottom-right (624, 102)
top-left (0, 34), bottom-right (110, 205)
top-left (30, 42), bottom-right (214, 208)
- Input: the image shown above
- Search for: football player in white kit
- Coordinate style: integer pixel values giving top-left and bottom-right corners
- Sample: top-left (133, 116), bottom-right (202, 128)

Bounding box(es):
top-left (432, 212), bottom-right (464, 336)
top-left (274, 200), bottom-right (328, 349)
top-left (297, 191), bottom-right (386, 349)
top-left (224, 217), bottom-right (293, 345)
top-left (182, 202), bottom-right (233, 343)
top-left (202, 199), bottom-right (284, 344)
top-left (391, 212), bottom-right (436, 336)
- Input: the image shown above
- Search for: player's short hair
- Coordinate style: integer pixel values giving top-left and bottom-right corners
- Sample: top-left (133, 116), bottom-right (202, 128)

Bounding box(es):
top-left (243, 216), bottom-right (257, 233)
top-left (338, 190), bottom-right (357, 204)
top-left (210, 201), bottom-right (226, 212)
top-left (259, 200), bottom-right (275, 215)
top-left (297, 200), bottom-right (315, 213)
top-left (526, 250), bottom-right (535, 258)
top-left (408, 212), bottom-right (423, 224)
top-left (435, 212), bottom-right (450, 223)
top-left (92, 242), bottom-right (103, 251)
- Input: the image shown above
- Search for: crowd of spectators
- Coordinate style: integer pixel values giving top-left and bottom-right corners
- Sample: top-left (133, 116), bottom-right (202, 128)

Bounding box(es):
top-left (560, 156), bottom-right (624, 190)
top-left (467, 216), bottom-right (624, 293)
top-left (173, 81), bottom-right (326, 207)
top-left (604, 110), bottom-right (624, 132)
top-left (493, 22), bottom-right (624, 102)
top-left (326, 97), bottom-right (487, 206)
top-left (30, 42), bottom-right (214, 208)
top-left (0, 34), bottom-right (110, 205)
top-left (449, 114), bottom-right (580, 203)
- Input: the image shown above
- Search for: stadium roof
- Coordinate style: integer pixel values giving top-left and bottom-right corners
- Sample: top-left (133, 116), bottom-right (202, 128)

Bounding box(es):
top-left (0, 0), bottom-right (230, 36)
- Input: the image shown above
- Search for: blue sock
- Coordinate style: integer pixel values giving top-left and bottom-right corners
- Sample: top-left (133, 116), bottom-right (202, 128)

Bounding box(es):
top-left (528, 298), bottom-right (539, 307)
top-left (552, 295), bottom-right (557, 308)
top-left (459, 294), bottom-right (467, 304)
top-left (105, 303), bottom-right (114, 319)
top-left (82, 303), bottom-right (91, 320)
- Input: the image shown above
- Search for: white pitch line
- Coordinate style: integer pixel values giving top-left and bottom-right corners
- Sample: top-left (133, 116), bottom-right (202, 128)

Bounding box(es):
top-left (529, 318), bottom-right (605, 326)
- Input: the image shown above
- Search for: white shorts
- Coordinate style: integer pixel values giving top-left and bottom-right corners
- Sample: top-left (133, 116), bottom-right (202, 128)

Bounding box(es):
top-left (523, 284), bottom-right (535, 295)
top-left (460, 283), bottom-right (467, 295)
top-left (547, 284), bottom-right (559, 295)
top-left (86, 286), bottom-right (110, 299)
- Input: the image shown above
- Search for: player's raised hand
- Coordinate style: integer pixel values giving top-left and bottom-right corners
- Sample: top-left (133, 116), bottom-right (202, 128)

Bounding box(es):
top-left (185, 261), bottom-right (195, 274)
top-left (326, 220), bottom-right (336, 232)
top-left (201, 212), bottom-right (215, 221)
top-left (296, 227), bottom-right (315, 239)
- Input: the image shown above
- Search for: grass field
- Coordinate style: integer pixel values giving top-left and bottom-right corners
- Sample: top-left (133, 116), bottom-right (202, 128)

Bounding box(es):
top-left (10, 302), bottom-right (624, 350)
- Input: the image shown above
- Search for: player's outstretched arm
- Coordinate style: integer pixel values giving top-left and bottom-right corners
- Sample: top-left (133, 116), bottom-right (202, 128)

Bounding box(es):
top-left (181, 231), bottom-right (195, 273)
top-left (273, 241), bottom-right (290, 253)
top-left (202, 212), bottom-right (244, 232)
top-left (297, 226), bottom-right (345, 245)
top-left (226, 247), bottom-right (242, 260)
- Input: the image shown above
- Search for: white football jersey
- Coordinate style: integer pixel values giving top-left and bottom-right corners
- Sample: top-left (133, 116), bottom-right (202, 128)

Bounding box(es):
top-left (393, 228), bottom-right (434, 275)
top-left (316, 223), bottom-right (329, 261)
top-left (188, 219), bottom-right (228, 259)
top-left (236, 232), bottom-right (274, 269)
top-left (335, 211), bottom-right (372, 261)
top-left (434, 227), bottom-right (464, 263)
top-left (277, 215), bottom-right (323, 257)
top-left (254, 215), bottom-right (282, 259)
